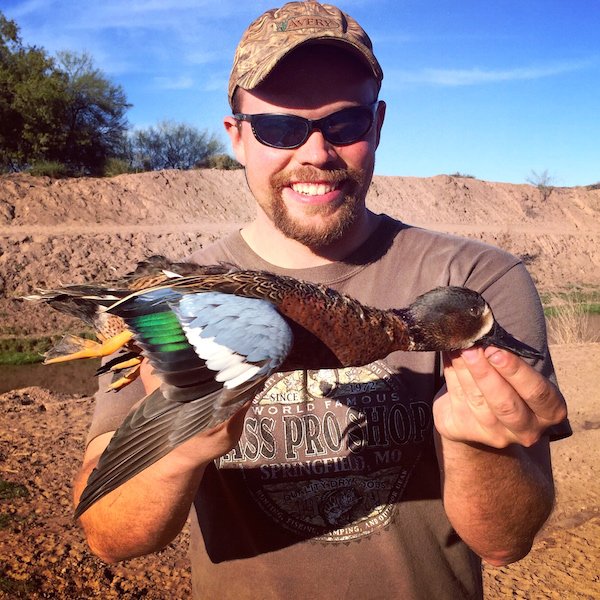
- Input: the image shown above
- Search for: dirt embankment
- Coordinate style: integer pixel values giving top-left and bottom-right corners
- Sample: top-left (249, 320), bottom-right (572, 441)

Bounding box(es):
top-left (0, 171), bottom-right (599, 598)
top-left (0, 170), bottom-right (598, 337)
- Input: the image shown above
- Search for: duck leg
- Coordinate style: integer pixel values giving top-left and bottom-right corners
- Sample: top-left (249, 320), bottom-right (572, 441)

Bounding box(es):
top-left (106, 363), bottom-right (142, 391)
top-left (44, 330), bottom-right (134, 364)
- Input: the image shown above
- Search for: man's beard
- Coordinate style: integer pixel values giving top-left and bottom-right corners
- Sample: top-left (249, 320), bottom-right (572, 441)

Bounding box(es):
top-left (266, 166), bottom-right (368, 249)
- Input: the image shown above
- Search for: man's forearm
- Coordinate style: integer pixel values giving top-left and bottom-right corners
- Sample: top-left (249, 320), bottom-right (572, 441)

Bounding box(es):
top-left (437, 435), bottom-right (555, 566)
top-left (73, 433), bottom-right (208, 563)
top-left (74, 404), bottom-right (250, 563)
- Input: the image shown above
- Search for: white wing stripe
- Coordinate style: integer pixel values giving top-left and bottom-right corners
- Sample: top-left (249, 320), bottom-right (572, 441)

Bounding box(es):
top-left (182, 324), bottom-right (261, 389)
top-left (224, 365), bottom-right (262, 389)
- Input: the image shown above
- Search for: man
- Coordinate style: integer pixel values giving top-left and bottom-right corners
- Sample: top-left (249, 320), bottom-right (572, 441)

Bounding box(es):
top-left (75, 2), bottom-right (570, 598)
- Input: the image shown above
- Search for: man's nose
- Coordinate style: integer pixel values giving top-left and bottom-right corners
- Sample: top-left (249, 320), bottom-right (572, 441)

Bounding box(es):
top-left (294, 129), bottom-right (337, 166)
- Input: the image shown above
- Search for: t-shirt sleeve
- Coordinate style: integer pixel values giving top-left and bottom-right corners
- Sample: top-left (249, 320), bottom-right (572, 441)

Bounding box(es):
top-left (86, 369), bottom-right (146, 445)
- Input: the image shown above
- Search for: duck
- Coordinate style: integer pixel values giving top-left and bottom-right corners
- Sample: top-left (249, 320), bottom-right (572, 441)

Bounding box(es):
top-left (27, 259), bottom-right (543, 518)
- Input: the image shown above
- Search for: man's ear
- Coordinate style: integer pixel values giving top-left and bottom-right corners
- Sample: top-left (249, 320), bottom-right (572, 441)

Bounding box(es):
top-left (374, 100), bottom-right (386, 149)
top-left (224, 116), bottom-right (246, 166)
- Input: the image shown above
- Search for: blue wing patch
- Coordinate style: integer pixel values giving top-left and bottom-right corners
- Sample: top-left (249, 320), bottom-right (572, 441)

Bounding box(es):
top-left (170, 292), bottom-right (293, 388)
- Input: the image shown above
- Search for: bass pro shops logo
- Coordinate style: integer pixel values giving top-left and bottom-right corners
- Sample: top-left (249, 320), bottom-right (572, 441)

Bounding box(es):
top-left (218, 362), bottom-right (431, 543)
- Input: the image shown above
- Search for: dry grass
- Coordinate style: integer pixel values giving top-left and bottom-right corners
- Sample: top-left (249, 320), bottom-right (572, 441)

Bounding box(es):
top-left (545, 292), bottom-right (599, 344)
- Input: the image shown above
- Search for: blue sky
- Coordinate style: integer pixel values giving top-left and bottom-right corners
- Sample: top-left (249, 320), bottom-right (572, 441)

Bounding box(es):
top-left (3, 0), bottom-right (599, 186)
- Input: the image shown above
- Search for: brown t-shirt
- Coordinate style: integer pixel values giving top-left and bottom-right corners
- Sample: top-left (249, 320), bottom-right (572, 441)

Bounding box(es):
top-left (88, 215), bottom-right (571, 600)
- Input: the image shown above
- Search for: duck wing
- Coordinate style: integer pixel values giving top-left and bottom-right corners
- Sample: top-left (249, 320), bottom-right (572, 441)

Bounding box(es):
top-left (75, 289), bottom-right (293, 518)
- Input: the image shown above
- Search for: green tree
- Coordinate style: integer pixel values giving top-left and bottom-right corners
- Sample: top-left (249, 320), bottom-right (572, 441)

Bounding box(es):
top-left (0, 13), bottom-right (65, 170)
top-left (131, 120), bottom-right (225, 171)
top-left (56, 51), bottom-right (130, 175)
top-left (0, 12), bottom-right (130, 175)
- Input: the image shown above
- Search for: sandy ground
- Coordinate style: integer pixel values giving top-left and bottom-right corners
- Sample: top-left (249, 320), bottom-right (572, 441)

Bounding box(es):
top-left (0, 345), bottom-right (598, 599)
top-left (0, 171), bottom-right (599, 598)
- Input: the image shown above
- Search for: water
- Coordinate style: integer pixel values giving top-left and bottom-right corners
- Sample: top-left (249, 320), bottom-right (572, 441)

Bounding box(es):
top-left (0, 360), bottom-right (101, 396)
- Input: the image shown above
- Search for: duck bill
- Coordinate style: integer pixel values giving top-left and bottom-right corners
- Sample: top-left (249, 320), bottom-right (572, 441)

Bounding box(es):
top-left (480, 322), bottom-right (544, 360)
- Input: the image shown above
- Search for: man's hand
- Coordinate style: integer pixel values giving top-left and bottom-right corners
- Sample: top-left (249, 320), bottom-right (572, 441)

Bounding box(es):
top-left (433, 346), bottom-right (567, 448)
top-left (433, 345), bottom-right (565, 564)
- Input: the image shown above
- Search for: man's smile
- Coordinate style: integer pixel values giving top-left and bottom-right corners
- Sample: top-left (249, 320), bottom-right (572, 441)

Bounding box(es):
top-left (290, 182), bottom-right (338, 196)
top-left (287, 181), bottom-right (343, 205)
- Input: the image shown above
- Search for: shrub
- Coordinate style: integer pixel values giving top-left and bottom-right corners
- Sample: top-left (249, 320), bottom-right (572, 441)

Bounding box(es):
top-left (526, 169), bottom-right (554, 201)
top-left (545, 291), bottom-right (599, 344)
top-left (130, 121), bottom-right (224, 171)
top-left (103, 157), bottom-right (133, 177)
top-left (26, 161), bottom-right (69, 178)
top-left (201, 153), bottom-right (243, 170)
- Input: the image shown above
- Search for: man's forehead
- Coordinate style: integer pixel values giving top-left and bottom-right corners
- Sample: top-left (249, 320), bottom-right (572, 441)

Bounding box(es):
top-left (237, 77), bottom-right (377, 113)
top-left (268, 43), bottom-right (373, 82)
top-left (239, 45), bottom-right (377, 106)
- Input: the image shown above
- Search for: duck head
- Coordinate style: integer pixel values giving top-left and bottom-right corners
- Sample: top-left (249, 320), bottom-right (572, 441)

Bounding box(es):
top-left (405, 287), bottom-right (543, 360)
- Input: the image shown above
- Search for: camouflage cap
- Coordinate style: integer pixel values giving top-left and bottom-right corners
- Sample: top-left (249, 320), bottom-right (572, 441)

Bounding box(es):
top-left (228, 1), bottom-right (383, 107)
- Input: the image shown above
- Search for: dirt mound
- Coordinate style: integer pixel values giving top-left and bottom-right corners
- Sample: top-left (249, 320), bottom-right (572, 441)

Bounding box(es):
top-left (0, 170), bottom-right (256, 228)
top-left (1, 170), bottom-right (598, 339)
top-left (2, 171), bottom-right (599, 231)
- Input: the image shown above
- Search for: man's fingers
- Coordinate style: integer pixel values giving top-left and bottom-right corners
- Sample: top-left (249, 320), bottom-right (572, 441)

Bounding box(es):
top-left (447, 349), bottom-right (540, 445)
top-left (437, 347), bottom-right (567, 448)
top-left (443, 353), bottom-right (497, 428)
top-left (485, 348), bottom-right (568, 425)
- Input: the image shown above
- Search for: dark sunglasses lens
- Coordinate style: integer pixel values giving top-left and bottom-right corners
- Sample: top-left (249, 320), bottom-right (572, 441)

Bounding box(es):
top-left (253, 115), bottom-right (309, 148)
top-left (249, 105), bottom-right (375, 148)
top-left (323, 107), bottom-right (374, 145)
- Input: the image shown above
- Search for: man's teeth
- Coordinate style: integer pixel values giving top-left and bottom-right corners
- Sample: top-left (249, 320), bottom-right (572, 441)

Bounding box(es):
top-left (291, 182), bottom-right (336, 196)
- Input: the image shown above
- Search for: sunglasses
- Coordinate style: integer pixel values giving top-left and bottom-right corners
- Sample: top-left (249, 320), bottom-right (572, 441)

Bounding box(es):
top-left (233, 102), bottom-right (379, 149)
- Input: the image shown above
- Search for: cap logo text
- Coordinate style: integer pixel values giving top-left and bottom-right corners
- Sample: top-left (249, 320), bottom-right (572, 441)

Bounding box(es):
top-left (275, 17), bottom-right (337, 32)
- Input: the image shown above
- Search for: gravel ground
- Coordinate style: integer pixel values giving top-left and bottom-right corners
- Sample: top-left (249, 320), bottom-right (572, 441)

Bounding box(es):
top-left (0, 345), bottom-right (598, 599)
